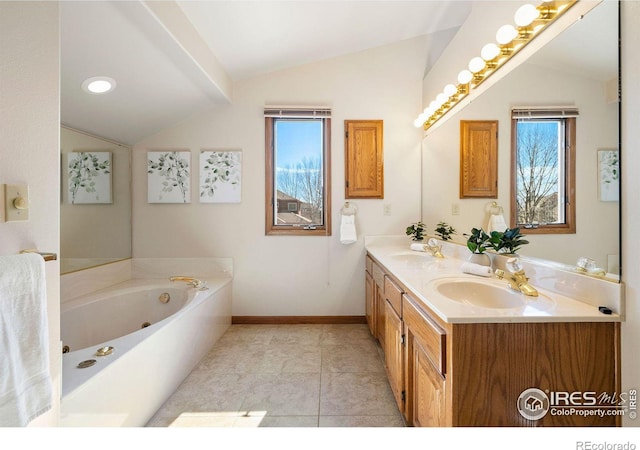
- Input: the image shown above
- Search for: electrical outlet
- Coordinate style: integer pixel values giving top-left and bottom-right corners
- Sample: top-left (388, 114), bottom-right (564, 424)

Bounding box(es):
top-left (4, 184), bottom-right (29, 222)
top-left (452, 203), bottom-right (460, 216)
top-left (383, 204), bottom-right (391, 216)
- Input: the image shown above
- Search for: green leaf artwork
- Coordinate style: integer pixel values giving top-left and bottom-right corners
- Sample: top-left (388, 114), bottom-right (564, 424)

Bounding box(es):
top-left (147, 151), bottom-right (190, 203)
top-left (67, 151), bottom-right (112, 204)
top-left (199, 150), bottom-right (242, 203)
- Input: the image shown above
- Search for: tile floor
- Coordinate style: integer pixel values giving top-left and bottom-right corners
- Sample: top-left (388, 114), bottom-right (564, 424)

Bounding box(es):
top-left (146, 324), bottom-right (405, 427)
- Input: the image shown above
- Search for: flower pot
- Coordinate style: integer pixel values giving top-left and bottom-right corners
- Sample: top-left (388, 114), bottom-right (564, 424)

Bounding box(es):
top-left (468, 252), bottom-right (491, 267)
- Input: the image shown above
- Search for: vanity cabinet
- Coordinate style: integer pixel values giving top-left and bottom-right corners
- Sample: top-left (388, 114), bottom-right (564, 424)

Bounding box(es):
top-left (365, 256), bottom-right (386, 347)
top-left (383, 277), bottom-right (405, 417)
top-left (365, 251), bottom-right (621, 427)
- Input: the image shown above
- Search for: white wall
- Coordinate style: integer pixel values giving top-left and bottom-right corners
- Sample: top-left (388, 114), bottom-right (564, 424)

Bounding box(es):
top-left (422, 62), bottom-right (619, 270)
top-left (133, 37), bottom-right (426, 316)
top-left (0, 2), bottom-right (60, 426)
top-left (620, 1), bottom-right (640, 428)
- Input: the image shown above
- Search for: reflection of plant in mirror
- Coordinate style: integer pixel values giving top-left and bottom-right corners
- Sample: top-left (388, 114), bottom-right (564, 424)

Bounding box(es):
top-left (465, 227), bottom-right (499, 254)
top-left (200, 151), bottom-right (241, 198)
top-left (434, 222), bottom-right (456, 241)
top-left (406, 221), bottom-right (426, 241)
top-left (148, 152), bottom-right (189, 203)
top-left (68, 152), bottom-right (110, 204)
top-left (493, 227), bottom-right (529, 254)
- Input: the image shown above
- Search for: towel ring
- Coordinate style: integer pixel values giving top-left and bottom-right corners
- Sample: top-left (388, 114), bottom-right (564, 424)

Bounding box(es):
top-left (487, 201), bottom-right (503, 214)
top-left (341, 201), bottom-right (357, 216)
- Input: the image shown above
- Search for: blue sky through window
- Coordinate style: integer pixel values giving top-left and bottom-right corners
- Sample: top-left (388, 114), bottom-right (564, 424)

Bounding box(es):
top-left (274, 119), bottom-right (322, 169)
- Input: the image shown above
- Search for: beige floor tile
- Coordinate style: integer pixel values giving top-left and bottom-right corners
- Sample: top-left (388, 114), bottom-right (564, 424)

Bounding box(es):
top-left (319, 415), bottom-right (405, 427)
top-left (321, 324), bottom-right (375, 345)
top-left (257, 344), bottom-right (321, 373)
top-left (257, 415), bottom-right (319, 427)
top-left (239, 372), bottom-right (321, 416)
top-left (147, 324), bottom-right (405, 428)
top-left (320, 372), bottom-right (400, 416)
top-left (321, 343), bottom-right (385, 373)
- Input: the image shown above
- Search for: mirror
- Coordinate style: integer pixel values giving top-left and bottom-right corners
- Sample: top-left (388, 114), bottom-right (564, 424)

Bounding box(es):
top-left (60, 126), bottom-right (132, 274)
top-left (421, 2), bottom-right (620, 279)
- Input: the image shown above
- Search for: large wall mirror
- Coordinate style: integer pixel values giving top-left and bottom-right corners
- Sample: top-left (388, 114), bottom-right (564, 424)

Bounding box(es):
top-left (60, 126), bottom-right (132, 274)
top-left (422, 1), bottom-right (620, 281)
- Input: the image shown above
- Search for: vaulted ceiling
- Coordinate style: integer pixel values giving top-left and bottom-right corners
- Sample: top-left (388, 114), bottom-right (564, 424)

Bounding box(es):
top-left (60, 1), bottom-right (472, 145)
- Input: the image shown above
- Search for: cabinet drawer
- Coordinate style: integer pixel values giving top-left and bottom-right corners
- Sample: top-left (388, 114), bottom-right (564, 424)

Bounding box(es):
top-left (403, 294), bottom-right (446, 375)
top-left (384, 276), bottom-right (403, 317)
top-left (366, 255), bottom-right (373, 274)
top-left (372, 261), bottom-right (385, 290)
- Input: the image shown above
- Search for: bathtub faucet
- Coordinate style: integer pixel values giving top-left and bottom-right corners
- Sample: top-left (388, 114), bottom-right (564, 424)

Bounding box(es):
top-left (169, 276), bottom-right (209, 290)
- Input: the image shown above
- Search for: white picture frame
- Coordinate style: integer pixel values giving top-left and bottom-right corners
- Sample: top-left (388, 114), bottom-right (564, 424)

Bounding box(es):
top-left (147, 151), bottom-right (191, 203)
top-left (67, 151), bottom-right (112, 204)
top-left (598, 149), bottom-right (619, 202)
top-left (199, 150), bottom-right (242, 203)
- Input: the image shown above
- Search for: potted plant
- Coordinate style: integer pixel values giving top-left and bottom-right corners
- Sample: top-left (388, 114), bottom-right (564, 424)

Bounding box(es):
top-left (434, 222), bottom-right (456, 241)
top-left (406, 221), bottom-right (427, 241)
top-left (464, 227), bottom-right (498, 266)
top-left (495, 227), bottom-right (529, 255)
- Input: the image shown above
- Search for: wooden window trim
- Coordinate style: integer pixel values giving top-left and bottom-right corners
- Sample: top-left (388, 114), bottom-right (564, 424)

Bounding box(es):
top-left (265, 116), bottom-right (332, 236)
top-left (510, 117), bottom-right (576, 234)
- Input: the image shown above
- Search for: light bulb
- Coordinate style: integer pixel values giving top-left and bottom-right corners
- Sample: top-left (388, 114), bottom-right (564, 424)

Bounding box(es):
top-left (414, 118), bottom-right (424, 128)
top-left (443, 84), bottom-right (457, 97)
top-left (436, 93), bottom-right (447, 104)
top-left (468, 56), bottom-right (486, 73)
top-left (429, 100), bottom-right (438, 110)
top-left (457, 69), bottom-right (473, 85)
top-left (481, 43), bottom-right (500, 61)
top-left (496, 24), bottom-right (518, 45)
top-left (515, 4), bottom-right (540, 27)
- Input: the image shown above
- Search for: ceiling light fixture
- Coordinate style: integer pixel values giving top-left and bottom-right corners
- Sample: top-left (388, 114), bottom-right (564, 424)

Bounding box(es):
top-left (414, 0), bottom-right (576, 130)
top-left (82, 76), bottom-right (116, 94)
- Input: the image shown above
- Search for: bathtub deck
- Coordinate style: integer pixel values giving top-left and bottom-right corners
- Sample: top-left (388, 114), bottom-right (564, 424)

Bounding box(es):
top-left (146, 324), bottom-right (404, 427)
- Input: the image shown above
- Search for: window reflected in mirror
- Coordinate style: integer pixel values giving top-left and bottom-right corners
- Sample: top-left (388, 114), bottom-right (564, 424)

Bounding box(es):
top-left (511, 110), bottom-right (576, 234)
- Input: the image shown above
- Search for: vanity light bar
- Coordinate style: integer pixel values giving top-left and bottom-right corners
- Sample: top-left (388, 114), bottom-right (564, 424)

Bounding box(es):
top-left (415, 0), bottom-right (577, 131)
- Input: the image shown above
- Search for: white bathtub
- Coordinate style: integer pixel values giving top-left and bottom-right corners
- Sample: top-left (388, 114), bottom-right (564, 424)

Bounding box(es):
top-left (60, 277), bottom-right (232, 426)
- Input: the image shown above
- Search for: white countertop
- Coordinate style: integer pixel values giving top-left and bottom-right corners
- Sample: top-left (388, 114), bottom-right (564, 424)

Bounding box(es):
top-left (365, 237), bottom-right (622, 324)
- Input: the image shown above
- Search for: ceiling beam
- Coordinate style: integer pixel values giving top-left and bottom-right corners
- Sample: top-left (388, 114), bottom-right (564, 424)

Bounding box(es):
top-left (141, 0), bottom-right (233, 103)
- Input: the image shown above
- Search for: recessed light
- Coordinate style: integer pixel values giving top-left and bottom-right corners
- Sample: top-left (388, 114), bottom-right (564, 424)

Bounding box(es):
top-left (82, 76), bottom-right (116, 94)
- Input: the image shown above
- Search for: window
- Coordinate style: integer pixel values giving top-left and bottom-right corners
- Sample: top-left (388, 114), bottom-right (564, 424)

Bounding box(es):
top-left (265, 108), bottom-right (331, 236)
top-left (510, 107), bottom-right (577, 234)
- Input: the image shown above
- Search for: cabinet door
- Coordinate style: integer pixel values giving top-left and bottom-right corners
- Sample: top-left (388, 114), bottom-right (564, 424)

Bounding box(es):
top-left (345, 120), bottom-right (384, 198)
top-left (365, 271), bottom-right (376, 336)
top-left (412, 339), bottom-right (446, 427)
top-left (460, 120), bottom-right (498, 198)
top-left (384, 300), bottom-right (404, 415)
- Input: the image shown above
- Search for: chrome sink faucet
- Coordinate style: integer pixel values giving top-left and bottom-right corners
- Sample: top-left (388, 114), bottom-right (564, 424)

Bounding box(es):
top-left (425, 238), bottom-right (444, 258)
top-left (169, 276), bottom-right (209, 290)
top-left (494, 258), bottom-right (538, 297)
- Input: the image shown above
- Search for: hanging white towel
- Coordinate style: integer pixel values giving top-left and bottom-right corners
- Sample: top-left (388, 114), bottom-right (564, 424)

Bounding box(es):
top-left (487, 214), bottom-right (508, 233)
top-left (340, 214), bottom-right (357, 244)
top-left (0, 253), bottom-right (52, 427)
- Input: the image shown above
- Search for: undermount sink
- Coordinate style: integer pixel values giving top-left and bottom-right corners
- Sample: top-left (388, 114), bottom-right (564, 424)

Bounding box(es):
top-left (429, 277), bottom-right (528, 309)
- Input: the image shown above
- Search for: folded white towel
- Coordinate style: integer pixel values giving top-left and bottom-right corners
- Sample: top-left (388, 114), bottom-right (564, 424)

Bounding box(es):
top-left (340, 214), bottom-right (357, 244)
top-left (0, 253), bottom-right (52, 426)
top-left (461, 262), bottom-right (493, 277)
top-left (410, 243), bottom-right (427, 252)
top-left (487, 214), bottom-right (508, 233)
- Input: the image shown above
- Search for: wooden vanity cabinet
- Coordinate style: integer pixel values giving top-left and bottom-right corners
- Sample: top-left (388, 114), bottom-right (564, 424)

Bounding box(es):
top-left (383, 277), bottom-right (405, 418)
top-left (365, 256), bottom-right (386, 347)
top-left (365, 252), bottom-right (621, 427)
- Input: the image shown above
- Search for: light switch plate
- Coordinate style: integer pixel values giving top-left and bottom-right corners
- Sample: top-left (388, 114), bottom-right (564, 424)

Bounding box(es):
top-left (4, 184), bottom-right (29, 222)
